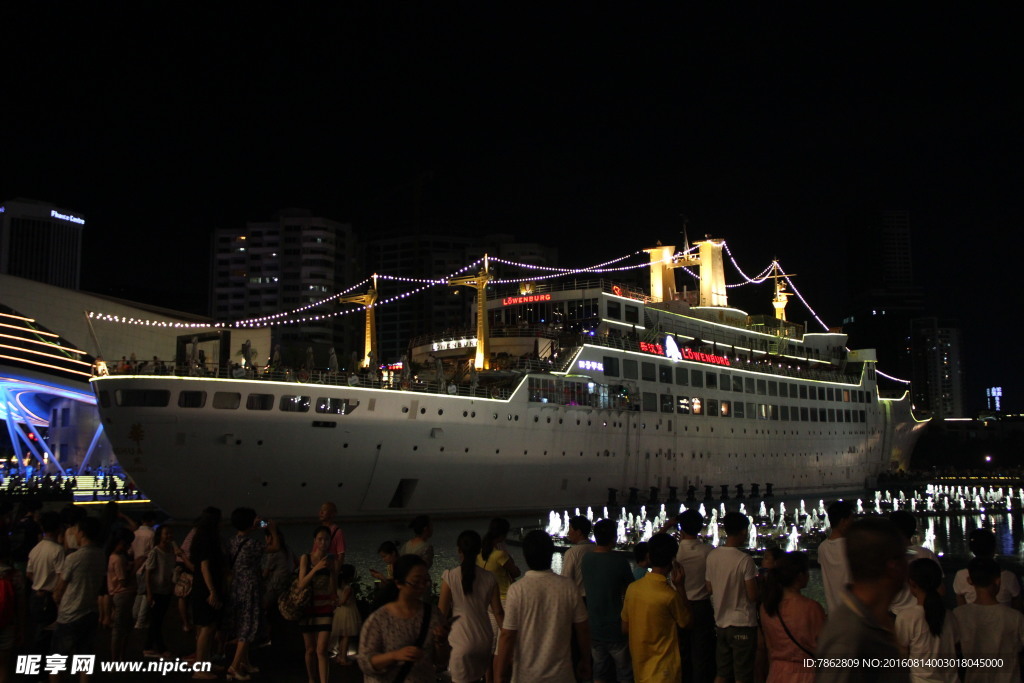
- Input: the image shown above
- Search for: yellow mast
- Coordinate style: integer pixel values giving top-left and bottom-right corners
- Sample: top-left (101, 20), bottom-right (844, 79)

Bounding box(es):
top-left (769, 261), bottom-right (794, 322)
top-left (447, 256), bottom-right (493, 369)
top-left (646, 237), bottom-right (728, 307)
top-left (338, 274), bottom-right (378, 368)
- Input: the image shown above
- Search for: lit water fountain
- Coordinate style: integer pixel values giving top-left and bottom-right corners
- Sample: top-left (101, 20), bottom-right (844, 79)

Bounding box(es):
top-left (856, 499), bottom-right (864, 515)
top-left (759, 502), bottom-right (768, 518)
top-left (720, 502), bottom-right (727, 518)
top-left (923, 518), bottom-right (937, 554)
top-left (910, 498), bottom-right (917, 512)
top-left (546, 511), bottom-right (561, 536)
top-left (747, 517), bottom-right (758, 550)
top-left (586, 506), bottom-right (593, 520)
top-left (642, 520), bottom-right (654, 542)
top-left (616, 518), bottom-right (627, 545)
top-left (710, 521), bottom-right (720, 547)
top-left (785, 525), bottom-right (800, 552)
top-left (769, 509), bottom-right (776, 525)
top-left (739, 503), bottom-right (747, 516)
top-left (698, 503), bottom-right (707, 519)
top-left (803, 512), bottom-right (814, 534)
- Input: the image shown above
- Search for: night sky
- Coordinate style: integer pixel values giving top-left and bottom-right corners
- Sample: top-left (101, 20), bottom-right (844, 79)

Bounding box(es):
top-left (3, 6), bottom-right (1022, 411)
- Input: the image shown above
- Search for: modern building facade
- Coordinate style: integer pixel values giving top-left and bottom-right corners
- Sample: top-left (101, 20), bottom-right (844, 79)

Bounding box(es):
top-left (910, 317), bottom-right (964, 419)
top-left (0, 198), bottom-right (85, 289)
top-left (210, 209), bottom-right (357, 367)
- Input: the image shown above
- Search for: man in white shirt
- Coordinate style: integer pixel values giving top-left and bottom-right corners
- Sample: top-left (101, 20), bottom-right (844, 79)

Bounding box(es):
top-left (676, 509), bottom-right (715, 683)
top-left (26, 511), bottom-right (65, 653)
top-left (818, 500), bottom-right (854, 614)
top-left (496, 530), bottom-right (591, 683)
top-left (561, 516), bottom-right (595, 598)
top-left (706, 512), bottom-right (758, 683)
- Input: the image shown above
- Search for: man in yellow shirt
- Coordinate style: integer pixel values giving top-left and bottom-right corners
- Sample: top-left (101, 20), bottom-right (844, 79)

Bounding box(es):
top-left (621, 533), bottom-right (690, 682)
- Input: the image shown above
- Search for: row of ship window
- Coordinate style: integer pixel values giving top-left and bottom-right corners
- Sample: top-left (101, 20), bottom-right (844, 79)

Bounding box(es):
top-left (638, 392), bottom-right (867, 423)
top-left (103, 389), bottom-right (353, 414)
top-left (602, 357), bottom-right (870, 403)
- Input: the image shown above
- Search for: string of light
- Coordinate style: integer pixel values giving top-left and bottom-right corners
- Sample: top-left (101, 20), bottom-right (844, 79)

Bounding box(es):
top-left (83, 241), bottom-right (908, 382)
top-left (234, 278), bottom-right (373, 326)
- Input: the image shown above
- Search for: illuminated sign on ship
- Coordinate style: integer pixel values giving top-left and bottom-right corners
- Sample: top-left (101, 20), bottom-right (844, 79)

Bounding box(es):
top-left (502, 294), bottom-right (551, 306)
top-left (640, 336), bottom-right (731, 366)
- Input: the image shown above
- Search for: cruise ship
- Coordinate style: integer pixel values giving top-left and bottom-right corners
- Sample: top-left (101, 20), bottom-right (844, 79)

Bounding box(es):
top-left (91, 239), bottom-right (927, 520)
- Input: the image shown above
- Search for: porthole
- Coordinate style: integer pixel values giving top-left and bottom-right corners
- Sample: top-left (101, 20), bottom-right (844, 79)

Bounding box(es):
top-left (534, 416), bottom-right (539, 422)
top-left (420, 408), bottom-right (426, 414)
top-left (493, 413), bottom-right (498, 420)
top-left (471, 411), bottom-right (476, 418)
top-left (463, 411), bottom-right (468, 417)
top-left (402, 407), bottom-right (409, 413)
top-left (343, 443), bottom-right (348, 448)
top-left (438, 409), bottom-right (443, 415)
top-left (507, 414), bottom-right (513, 421)
top-left (413, 446), bottom-right (418, 451)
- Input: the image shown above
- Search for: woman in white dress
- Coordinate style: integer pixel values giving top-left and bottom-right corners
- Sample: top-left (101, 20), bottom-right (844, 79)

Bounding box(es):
top-left (439, 530), bottom-right (504, 683)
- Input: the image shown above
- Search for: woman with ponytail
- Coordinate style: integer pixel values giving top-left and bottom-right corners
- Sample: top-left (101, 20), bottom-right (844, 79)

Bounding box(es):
top-left (758, 551), bottom-right (826, 683)
top-left (439, 530), bottom-right (503, 683)
top-left (895, 558), bottom-right (959, 682)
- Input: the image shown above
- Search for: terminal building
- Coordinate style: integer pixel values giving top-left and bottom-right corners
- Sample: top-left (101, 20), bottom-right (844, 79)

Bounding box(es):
top-left (0, 272), bottom-right (269, 479)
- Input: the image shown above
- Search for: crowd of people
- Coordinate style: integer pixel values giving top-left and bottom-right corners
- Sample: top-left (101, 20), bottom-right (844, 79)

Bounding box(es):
top-left (4, 498), bottom-right (1024, 683)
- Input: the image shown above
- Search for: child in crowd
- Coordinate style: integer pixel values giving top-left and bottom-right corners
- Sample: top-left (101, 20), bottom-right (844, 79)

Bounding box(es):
top-left (895, 558), bottom-right (958, 683)
top-left (370, 541), bottom-right (399, 609)
top-left (953, 528), bottom-right (1022, 609)
top-left (330, 564), bottom-right (362, 666)
top-left (955, 557), bottom-right (1024, 682)
top-left (632, 542), bottom-right (649, 580)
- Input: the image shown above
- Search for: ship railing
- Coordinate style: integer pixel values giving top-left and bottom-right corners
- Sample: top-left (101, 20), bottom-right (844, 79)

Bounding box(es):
top-left (409, 324), bottom-right (561, 349)
top-left (161, 364), bottom-right (520, 400)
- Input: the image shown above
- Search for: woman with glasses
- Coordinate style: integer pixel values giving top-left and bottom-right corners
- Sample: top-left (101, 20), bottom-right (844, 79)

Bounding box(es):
top-left (358, 554), bottom-right (449, 683)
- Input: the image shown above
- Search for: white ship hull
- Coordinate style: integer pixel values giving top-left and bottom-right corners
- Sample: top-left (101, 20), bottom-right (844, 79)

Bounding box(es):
top-left (91, 346), bottom-right (925, 520)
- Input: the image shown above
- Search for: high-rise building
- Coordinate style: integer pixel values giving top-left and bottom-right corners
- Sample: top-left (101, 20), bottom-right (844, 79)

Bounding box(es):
top-left (986, 386), bottom-right (1003, 412)
top-left (209, 209), bottom-right (357, 365)
top-left (842, 210), bottom-right (925, 381)
top-left (0, 198), bottom-right (84, 289)
top-left (910, 317), bottom-right (964, 418)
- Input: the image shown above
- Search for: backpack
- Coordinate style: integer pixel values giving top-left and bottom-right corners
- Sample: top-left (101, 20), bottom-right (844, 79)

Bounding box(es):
top-left (0, 569), bottom-right (16, 629)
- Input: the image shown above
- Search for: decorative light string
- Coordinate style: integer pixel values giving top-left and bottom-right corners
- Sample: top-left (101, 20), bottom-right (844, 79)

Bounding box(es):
top-left (234, 278), bottom-right (372, 326)
top-left (84, 241), bottom-right (912, 384)
top-left (782, 275), bottom-right (831, 331)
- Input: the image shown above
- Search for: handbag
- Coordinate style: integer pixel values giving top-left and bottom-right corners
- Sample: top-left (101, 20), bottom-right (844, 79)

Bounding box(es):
top-left (173, 567), bottom-right (193, 598)
top-left (277, 575), bottom-right (312, 621)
